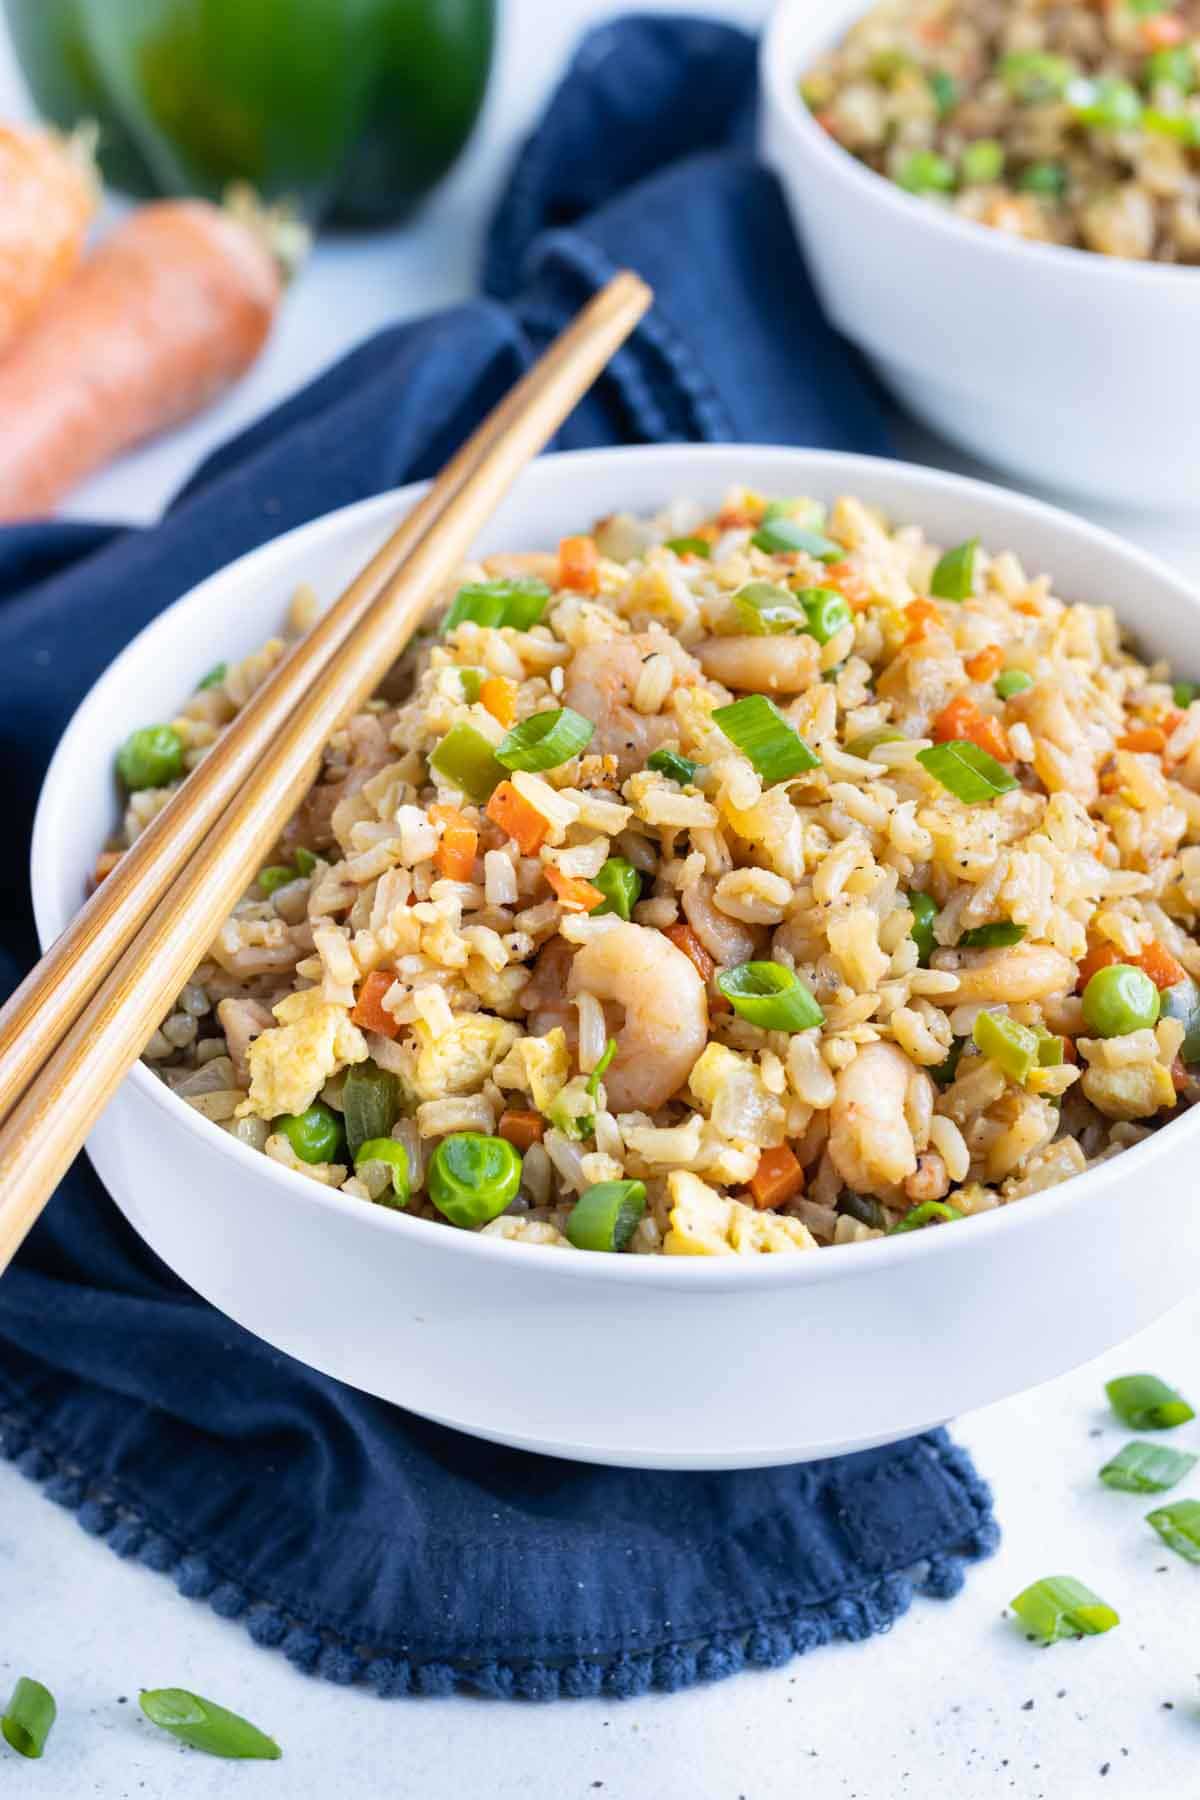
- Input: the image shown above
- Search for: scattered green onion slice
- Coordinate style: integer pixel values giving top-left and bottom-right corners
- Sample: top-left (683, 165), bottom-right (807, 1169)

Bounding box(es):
top-left (1036, 1028), bottom-right (1065, 1067)
top-left (1, 1678), bottom-right (56, 1760)
top-left (916, 740), bottom-right (1017, 803)
top-left (647, 747), bottom-right (703, 784)
top-left (459, 667), bottom-right (484, 703)
top-left (1081, 964), bottom-right (1160, 1038)
top-left (428, 1132), bottom-right (522, 1228)
top-left (293, 847), bottom-right (318, 877)
top-left (928, 68), bottom-right (958, 116)
top-left (995, 668), bottom-right (1034, 700)
top-left (593, 857), bottom-right (641, 921)
top-left (1069, 74), bottom-right (1142, 129)
top-left (1000, 50), bottom-right (1076, 103)
top-left (751, 515), bottom-right (842, 560)
top-left (907, 891), bottom-right (937, 967)
top-left (1146, 1498), bottom-right (1200, 1562)
top-left (342, 1059), bottom-right (399, 1159)
top-left (839, 1190), bottom-right (887, 1230)
top-left (117, 723), bottom-right (185, 792)
top-left (665, 535), bottom-right (712, 558)
top-left (443, 576), bottom-right (550, 633)
top-left (932, 1038), bottom-right (964, 1086)
top-left (897, 148), bottom-right (957, 194)
top-left (1144, 107), bottom-right (1200, 144)
top-left (495, 707), bottom-right (594, 773)
top-left (1106, 1373), bottom-right (1194, 1430)
top-left (959, 921), bottom-right (1025, 949)
top-left (1173, 680), bottom-right (1198, 709)
top-left (353, 1137), bottom-right (410, 1208)
top-left (1160, 977), bottom-right (1200, 1066)
top-left (961, 137), bottom-right (1005, 184)
top-left (257, 864), bottom-right (296, 896)
top-left (197, 661), bottom-right (227, 691)
top-left (716, 961), bottom-right (825, 1030)
top-left (713, 695), bottom-right (821, 783)
top-left (138, 1690), bottom-right (281, 1760)
top-left (728, 580), bottom-right (808, 635)
top-left (930, 537), bottom-right (979, 601)
top-left (430, 723), bottom-right (506, 802)
top-left (845, 726), bottom-right (905, 759)
top-left (1099, 1441), bottom-right (1198, 1493)
top-left (1144, 45), bottom-right (1195, 93)
top-left (272, 1102), bottom-right (344, 1166)
top-left (1019, 160), bottom-right (1068, 197)
top-left (1009, 1576), bottom-right (1119, 1643)
top-left (586, 1037), bottom-right (617, 1100)
top-left (566, 1179), bottom-right (647, 1252)
top-left (888, 1200), bottom-right (962, 1234)
top-left (796, 586), bottom-right (853, 644)
top-left (974, 1010), bottom-right (1040, 1084)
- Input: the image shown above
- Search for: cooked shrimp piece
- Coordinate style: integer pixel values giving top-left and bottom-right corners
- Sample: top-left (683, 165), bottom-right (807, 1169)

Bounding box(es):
top-left (829, 1040), bottom-right (921, 1198)
top-left (562, 638), bottom-right (679, 776)
top-left (567, 921), bottom-right (707, 1111)
top-left (695, 634), bottom-right (820, 694)
top-left (942, 943), bottom-right (1077, 1005)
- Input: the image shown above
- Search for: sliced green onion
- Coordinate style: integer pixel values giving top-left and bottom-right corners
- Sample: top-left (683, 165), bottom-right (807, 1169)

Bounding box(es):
top-left (917, 740), bottom-right (1017, 803)
top-left (647, 747), bottom-right (703, 784)
top-left (1106, 1373), bottom-right (1194, 1430)
top-left (495, 707), bottom-right (594, 773)
top-left (995, 669), bottom-right (1034, 700)
top-left (443, 577), bottom-right (550, 634)
top-left (839, 1191), bottom-right (887, 1230)
top-left (896, 148), bottom-right (956, 194)
top-left (257, 864), bottom-right (296, 896)
top-left (930, 537), bottom-right (978, 601)
top-left (138, 1690), bottom-right (281, 1760)
top-left (763, 497), bottom-right (828, 530)
top-left (960, 921), bottom-right (1025, 948)
top-left (1173, 680), bottom-right (1198, 709)
top-left (428, 1132), bottom-right (522, 1228)
top-left (566, 1179), bottom-right (647, 1252)
top-left (1146, 1498), bottom-right (1200, 1562)
top-left (717, 961), bottom-right (825, 1030)
top-left (1143, 107), bottom-right (1200, 144)
top-left (928, 68), bottom-right (958, 116)
top-left (907, 891), bottom-right (937, 967)
top-left (888, 1200), bottom-right (962, 1234)
top-left (593, 857), bottom-right (641, 921)
top-left (342, 1059), bottom-right (399, 1159)
top-left (293, 847), bottom-right (318, 876)
top-left (1144, 45), bottom-right (1195, 93)
top-left (665, 535), bottom-right (712, 558)
top-left (1036, 1028), bottom-right (1065, 1067)
top-left (1009, 1577), bottom-right (1119, 1643)
top-left (1099, 1441), bottom-right (1198, 1493)
top-left (961, 137), bottom-right (1005, 184)
top-left (713, 695), bottom-right (821, 783)
top-left (459, 667), bottom-right (484, 703)
top-left (1, 1678), bottom-right (56, 1760)
top-left (430, 723), bottom-right (506, 802)
top-left (1069, 74), bottom-right (1142, 129)
top-left (1019, 160), bottom-right (1068, 198)
top-left (845, 726), bottom-right (905, 759)
top-left (353, 1136), bottom-right (410, 1207)
top-left (586, 1037), bottom-right (617, 1100)
top-left (197, 661), bottom-right (227, 690)
top-left (975, 1010), bottom-right (1040, 1083)
top-left (727, 580), bottom-right (808, 635)
top-left (1001, 50), bottom-right (1076, 103)
top-left (797, 586), bottom-right (852, 644)
top-left (751, 516), bottom-right (842, 560)
top-left (1160, 977), bottom-right (1200, 1066)
top-left (932, 1037), bottom-right (964, 1086)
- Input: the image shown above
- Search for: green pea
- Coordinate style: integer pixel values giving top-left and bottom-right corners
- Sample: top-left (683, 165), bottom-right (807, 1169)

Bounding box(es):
top-left (593, 857), bottom-right (642, 921)
top-left (798, 587), bottom-right (852, 645)
top-left (293, 847), bottom-right (319, 876)
top-left (1173, 681), bottom-right (1197, 709)
top-left (1019, 160), bottom-right (1068, 198)
top-left (1081, 964), bottom-right (1161, 1038)
top-left (908, 891), bottom-right (937, 967)
top-left (897, 149), bottom-right (956, 194)
top-left (1000, 50), bottom-right (1076, 103)
top-left (116, 724), bottom-right (184, 792)
top-left (272, 1102), bottom-right (345, 1165)
top-left (995, 669), bottom-right (1034, 700)
top-left (429, 1132), bottom-right (522, 1228)
top-left (257, 865), bottom-right (296, 896)
top-left (961, 138), bottom-right (1005, 184)
top-left (1069, 74), bottom-right (1142, 130)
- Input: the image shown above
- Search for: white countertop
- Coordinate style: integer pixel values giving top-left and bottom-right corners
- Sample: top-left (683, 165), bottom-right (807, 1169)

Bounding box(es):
top-left (3, 5), bottom-right (1200, 1796)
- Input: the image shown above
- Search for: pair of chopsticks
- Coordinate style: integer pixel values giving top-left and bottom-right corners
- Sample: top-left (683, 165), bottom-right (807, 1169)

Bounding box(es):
top-left (0, 272), bottom-right (652, 1272)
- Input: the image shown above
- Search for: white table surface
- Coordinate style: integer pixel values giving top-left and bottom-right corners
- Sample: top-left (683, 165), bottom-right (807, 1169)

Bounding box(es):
top-left (3, 6), bottom-right (1200, 1796)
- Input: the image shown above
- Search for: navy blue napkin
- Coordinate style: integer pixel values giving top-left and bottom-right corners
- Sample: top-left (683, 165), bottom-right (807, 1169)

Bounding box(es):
top-left (0, 15), bottom-right (995, 1698)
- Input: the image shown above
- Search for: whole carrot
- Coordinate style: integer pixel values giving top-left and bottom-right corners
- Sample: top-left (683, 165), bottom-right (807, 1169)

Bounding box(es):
top-left (0, 199), bottom-right (287, 519)
top-left (0, 124), bottom-right (97, 358)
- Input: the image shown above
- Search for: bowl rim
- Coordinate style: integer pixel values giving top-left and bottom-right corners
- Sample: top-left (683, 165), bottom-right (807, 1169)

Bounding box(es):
top-left (761, 0), bottom-right (1200, 292)
top-left (32, 441), bottom-right (1200, 1291)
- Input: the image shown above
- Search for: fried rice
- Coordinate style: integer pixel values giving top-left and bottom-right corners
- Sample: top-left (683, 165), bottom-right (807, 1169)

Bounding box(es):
top-left (102, 486), bottom-right (1200, 1256)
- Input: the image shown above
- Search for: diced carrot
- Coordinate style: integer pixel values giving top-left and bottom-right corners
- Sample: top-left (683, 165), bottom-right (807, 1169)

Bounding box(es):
top-left (486, 780), bottom-right (548, 855)
top-left (813, 110), bottom-right (840, 137)
top-left (965, 644), bottom-right (1005, 683)
top-left (824, 561), bottom-right (873, 608)
top-left (932, 695), bottom-right (1011, 761)
top-left (1135, 939), bottom-right (1187, 991)
top-left (558, 534), bottom-right (599, 595)
top-left (1117, 726), bottom-right (1167, 755)
top-left (480, 676), bottom-right (516, 727)
top-left (1143, 12), bottom-right (1185, 47)
top-left (498, 1109), bottom-right (545, 1151)
top-left (904, 598), bottom-right (940, 644)
top-left (663, 921), bottom-right (716, 983)
top-left (749, 1144), bottom-right (806, 1211)
top-left (1014, 597), bottom-right (1041, 617)
top-left (1161, 708), bottom-right (1186, 735)
top-left (430, 804), bottom-right (479, 881)
top-left (351, 969), bottom-right (400, 1038)
top-left (544, 864), bottom-right (605, 912)
top-left (1076, 936), bottom-right (1119, 991)
top-left (917, 14), bottom-right (947, 42)
top-left (91, 849), bottom-right (122, 889)
top-left (716, 504), bottom-right (757, 529)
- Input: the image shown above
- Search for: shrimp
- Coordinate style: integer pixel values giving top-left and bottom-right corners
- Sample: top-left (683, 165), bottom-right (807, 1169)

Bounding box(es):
top-left (562, 638), bottom-right (678, 776)
top-left (567, 921), bottom-right (707, 1112)
top-left (829, 1041), bottom-right (924, 1199)
top-left (941, 942), bottom-right (1076, 1005)
top-left (695, 634), bottom-right (820, 694)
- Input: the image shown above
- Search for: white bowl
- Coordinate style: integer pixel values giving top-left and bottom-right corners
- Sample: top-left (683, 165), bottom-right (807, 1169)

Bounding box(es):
top-left (31, 445), bottom-right (1200, 1469)
top-left (760, 0), bottom-right (1200, 513)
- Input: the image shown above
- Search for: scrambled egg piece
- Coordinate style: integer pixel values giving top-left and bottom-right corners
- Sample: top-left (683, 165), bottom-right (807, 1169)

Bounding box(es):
top-left (493, 1027), bottom-right (571, 1112)
top-left (663, 1171), bottom-right (818, 1256)
top-left (412, 1013), bottom-right (519, 1101)
top-left (1081, 1061), bottom-right (1176, 1121)
top-left (688, 1044), bottom-right (785, 1148)
top-left (244, 989), bottom-right (368, 1121)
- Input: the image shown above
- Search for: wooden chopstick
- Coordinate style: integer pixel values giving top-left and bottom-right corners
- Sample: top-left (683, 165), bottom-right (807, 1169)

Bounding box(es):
top-left (0, 272), bottom-right (649, 1130)
top-left (0, 271), bottom-right (651, 1271)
